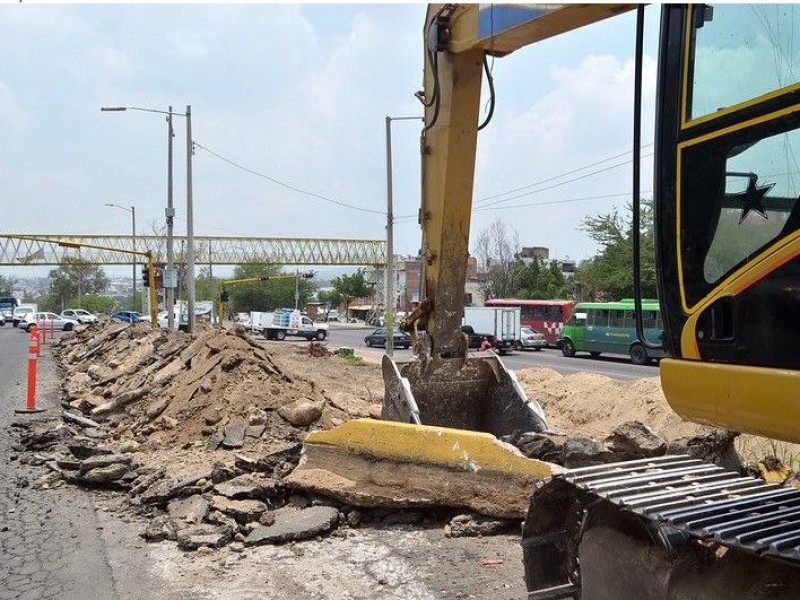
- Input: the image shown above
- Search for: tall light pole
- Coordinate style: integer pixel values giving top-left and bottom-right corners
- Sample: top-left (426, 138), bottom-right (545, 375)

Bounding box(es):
top-left (165, 106), bottom-right (176, 330)
top-left (102, 104), bottom-right (195, 331)
top-left (185, 105), bottom-right (195, 333)
top-left (105, 203), bottom-right (137, 311)
top-left (385, 115), bottom-right (423, 356)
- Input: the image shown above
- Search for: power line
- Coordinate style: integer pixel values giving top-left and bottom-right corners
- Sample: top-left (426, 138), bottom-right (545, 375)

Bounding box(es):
top-left (194, 141), bottom-right (386, 216)
top-left (476, 152), bottom-right (654, 209)
top-left (394, 190), bottom-right (653, 221)
top-left (474, 143), bottom-right (654, 206)
top-left (476, 190), bottom-right (652, 211)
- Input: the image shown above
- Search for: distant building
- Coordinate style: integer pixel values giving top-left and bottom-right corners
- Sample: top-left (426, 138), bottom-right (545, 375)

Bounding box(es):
top-left (516, 246), bottom-right (575, 279)
top-left (367, 254), bottom-right (483, 313)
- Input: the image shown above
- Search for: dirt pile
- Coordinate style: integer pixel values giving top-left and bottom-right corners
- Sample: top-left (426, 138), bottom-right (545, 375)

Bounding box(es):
top-left (510, 367), bottom-right (740, 469)
top-left (57, 322), bottom-right (375, 477)
top-left (516, 368), bottom-right (711, 440)
top-left (7, 322), bottom-right (402, 553)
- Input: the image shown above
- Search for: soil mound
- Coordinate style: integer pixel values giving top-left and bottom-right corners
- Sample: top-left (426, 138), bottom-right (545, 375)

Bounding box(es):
top-left (57, 322), bottom-right (367, 476)
top-left (516, 367), bottom-right (711, 440)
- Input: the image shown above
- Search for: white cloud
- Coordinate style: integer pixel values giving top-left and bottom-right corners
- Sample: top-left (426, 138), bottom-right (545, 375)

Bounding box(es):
top-left (168, 30), bottom-right (214, 59)
top-left (0, 81), bottom-right (32, 130)
top-left (471, 52), bottom-right (657, 259)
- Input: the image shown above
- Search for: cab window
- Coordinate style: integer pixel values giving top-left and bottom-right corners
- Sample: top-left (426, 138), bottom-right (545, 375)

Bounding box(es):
top-left (688, 4), bottom-right (800, 122)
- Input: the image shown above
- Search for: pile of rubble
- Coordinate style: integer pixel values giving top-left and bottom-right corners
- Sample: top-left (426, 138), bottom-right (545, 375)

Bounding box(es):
top-left (13, 322), bottom-right (509, 552)
top-left (503, 420), bottom-right (739, 469)
top-left (9, 322), bottom-right (777, 555)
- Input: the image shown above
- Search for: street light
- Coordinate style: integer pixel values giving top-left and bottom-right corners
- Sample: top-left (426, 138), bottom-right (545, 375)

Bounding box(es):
top-left (385, 115), bottom-right (423, 356)
top-left (105, 203), bottom-right (137, 311)
top-left (101, 104), bottom-right (195, 332)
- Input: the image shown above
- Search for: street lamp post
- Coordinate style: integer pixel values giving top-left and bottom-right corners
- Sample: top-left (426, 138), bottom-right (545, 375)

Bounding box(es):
top-left (165, 107), bottom-right (176, 330)
top-left (385, 115), bottom-right (423, 357)
top-left (105, 203), bottom-right (137, 311)
top-left (101, 104), bottom-right (195, 332)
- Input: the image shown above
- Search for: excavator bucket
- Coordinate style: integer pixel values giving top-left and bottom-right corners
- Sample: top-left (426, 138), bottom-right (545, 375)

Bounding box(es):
top-left (285, 353), bottom-right (555, 517)
top-left (382, 352), bottom-right (548, 435)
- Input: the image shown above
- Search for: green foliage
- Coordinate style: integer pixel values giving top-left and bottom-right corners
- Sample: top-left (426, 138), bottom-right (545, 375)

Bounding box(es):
top-left (316, 289), bottom-right (343, 310)
top-left (45, 257), bottom-right (109, 313)
top-left (514, 257), bottom-right (573, 299)
top-left (342, 354), bottom-right (365, 367)
top-left (69, 294), bottom-right (117, 314)
top-left (195, 268), bottom-right (219, 302)
top-left (576, 198), bottom-right (657, 301)
top-left (0, 275), bottom-right (17, 296)
top-left (332, 269), bottom-right (374, 317)
top-left (227, 264), bottom-right (315, 314)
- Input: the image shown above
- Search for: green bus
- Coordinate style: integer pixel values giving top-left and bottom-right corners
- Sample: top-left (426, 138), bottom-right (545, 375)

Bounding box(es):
top-left (557, 299), bottom-right (666, 365)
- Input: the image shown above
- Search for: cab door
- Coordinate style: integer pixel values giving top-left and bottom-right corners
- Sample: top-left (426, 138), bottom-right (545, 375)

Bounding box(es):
top-left (656, 4), bottom-right (800, 441)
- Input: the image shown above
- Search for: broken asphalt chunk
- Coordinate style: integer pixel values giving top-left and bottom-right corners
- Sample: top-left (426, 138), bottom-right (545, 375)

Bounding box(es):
top-left (243, 506), bottom-right (339, 546)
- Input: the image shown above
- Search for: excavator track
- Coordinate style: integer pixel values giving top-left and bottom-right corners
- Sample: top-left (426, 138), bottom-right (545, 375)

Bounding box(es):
top-left (523, 455), bottom-right (800, 599)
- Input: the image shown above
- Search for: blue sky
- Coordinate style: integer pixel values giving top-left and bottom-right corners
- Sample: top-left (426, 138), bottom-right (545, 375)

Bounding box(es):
top-left (0, 3), bottom-right (660, 279)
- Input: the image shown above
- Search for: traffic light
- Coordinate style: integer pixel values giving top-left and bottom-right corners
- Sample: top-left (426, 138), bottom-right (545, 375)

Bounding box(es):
top-left (142, 266), bottom-right (150, 287)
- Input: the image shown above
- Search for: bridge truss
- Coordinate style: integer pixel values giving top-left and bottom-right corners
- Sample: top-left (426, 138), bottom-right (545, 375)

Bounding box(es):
top-left (0, 235), bottom-right (386, 267)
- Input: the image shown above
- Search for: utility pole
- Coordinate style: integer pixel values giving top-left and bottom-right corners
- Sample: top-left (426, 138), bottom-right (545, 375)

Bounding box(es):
top-left (131, 205), bottom-right (137, 311)
top-left (186, 105), bottom-right (196, 333)
top-left (385, 115), bottom-right (424, 357)
top-left (385, 116), bottom-right (395, 356)
top-left (165, 106), bottom-right (176, 330)
top-left (295, 268), bottom-right (300, 310)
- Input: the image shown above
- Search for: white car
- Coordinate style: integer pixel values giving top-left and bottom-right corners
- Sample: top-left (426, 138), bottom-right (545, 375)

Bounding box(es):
top-left (21, 312), bottom-right (79, 333)
top-left (515, 327), bottom-right (547, 351)
top-left (60, 309), bottom-right (99, 324)
top-left (12, 307), bottom-right (34, 327)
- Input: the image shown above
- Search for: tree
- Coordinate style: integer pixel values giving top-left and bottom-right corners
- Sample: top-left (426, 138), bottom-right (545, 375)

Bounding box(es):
top-left (0, 275), bottom-right (17, 296)
top-left (332, 269), bottom-right (374, 319)
top-left (70, 294), bottom-right (116, 314)
top-left (514, 256), bottom-right (573, 299)
top-left (227, 264), bottom-right (315, 314)
top-left (195, 267), bottom-right (219, 302)
top-left (576, 198), bottom-right (657, 301)
top-left (44, 257), bottom-right (109, 312)
top-left (316, 289), bottom-right (343, 314)
top-left (474, 219), bottom-right (521, 300)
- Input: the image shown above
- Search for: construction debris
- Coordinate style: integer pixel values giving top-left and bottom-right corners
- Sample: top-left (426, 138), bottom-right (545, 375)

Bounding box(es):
top-left (285, 419), bottom-right (557, 519)
top-left (9, 321), bottom-right (771, 560)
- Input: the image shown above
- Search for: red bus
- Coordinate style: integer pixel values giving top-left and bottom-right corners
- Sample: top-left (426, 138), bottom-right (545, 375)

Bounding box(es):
top-left (484, 299), bottom-right (576, 346)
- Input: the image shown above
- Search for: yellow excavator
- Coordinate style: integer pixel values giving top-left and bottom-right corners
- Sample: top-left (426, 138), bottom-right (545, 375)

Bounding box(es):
top-left (289, 4), bottom-right (800, 597)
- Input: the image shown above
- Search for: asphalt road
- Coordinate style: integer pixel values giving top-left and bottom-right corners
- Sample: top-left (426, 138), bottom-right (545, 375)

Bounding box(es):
top-left (326, 326), bottom-right (659, 381)
top-left (0, 325), bottom-right (181, 600)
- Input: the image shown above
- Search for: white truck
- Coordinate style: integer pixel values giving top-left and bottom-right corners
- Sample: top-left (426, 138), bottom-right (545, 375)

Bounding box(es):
top-left (251, 309), bottom-right (329, 341)
top-left (463, 306), bottom-right (521, 355)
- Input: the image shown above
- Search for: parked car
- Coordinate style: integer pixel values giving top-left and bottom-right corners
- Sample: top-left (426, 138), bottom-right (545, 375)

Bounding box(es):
top-left (461, 325), bottom-right (498, 350)
top-left (110, 311), bottom-right (142, 324)
top-left (60, 309), bottom-right (99, 324)
top-left (12, 307), bottom-right (34, 327)
top-left (20, 312), bottom-right (78, 332)
top-left (515, 327), bottom-right (547, 351)
top-left (364, 328), bottom-right (411, 349)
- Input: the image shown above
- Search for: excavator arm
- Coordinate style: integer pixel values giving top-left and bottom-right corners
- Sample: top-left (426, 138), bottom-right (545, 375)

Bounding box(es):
top-left (416, 4), bottom-right (633, 358)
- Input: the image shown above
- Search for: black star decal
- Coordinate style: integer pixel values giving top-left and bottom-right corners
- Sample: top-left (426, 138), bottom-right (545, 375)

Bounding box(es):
top-left (738, 177), bottom-right (775, 224)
